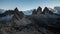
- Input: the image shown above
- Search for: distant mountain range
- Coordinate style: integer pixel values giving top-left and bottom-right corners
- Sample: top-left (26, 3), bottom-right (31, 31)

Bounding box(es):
top-left (23, 6), bottom-right (60, 15)
top-left (0, 6), bottom-right (60, 22)
top-left (0, 7), bottom-right (24, 22)
top-left (23, 10), bottom-right (32, 15)
top-left (0, 6), bottom-right (60, 15)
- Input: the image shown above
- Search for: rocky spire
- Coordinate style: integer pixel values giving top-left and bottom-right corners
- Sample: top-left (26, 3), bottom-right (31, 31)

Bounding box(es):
top-left (14, 7), bottom-right (19, 12)
top-left (37, 6), bottom-right (42, 14)
top-left (32, 9), bottom-right (37, 15)
top-left (13, 7), bottom-right (24, 19)
top-left (42, 7), bottom-right (49, 14)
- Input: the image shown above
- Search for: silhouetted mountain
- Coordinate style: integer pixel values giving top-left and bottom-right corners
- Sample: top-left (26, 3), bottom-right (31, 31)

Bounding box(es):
top-left (37, 6), bottom-right (42, 14)
top-left (42, 7), bottom-right (49, 14)
top-left (0, 7), bottom-right (24, 23)
top-left (32, 9), bottom-right (37, 15)
top-left (14, 7), bottom-right (19, 12)
top-left (42, 7), bottom-right (53, 15)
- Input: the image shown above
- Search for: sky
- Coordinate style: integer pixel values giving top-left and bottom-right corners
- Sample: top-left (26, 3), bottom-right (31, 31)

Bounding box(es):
top-left (0, 0), bottom-right (60, 11)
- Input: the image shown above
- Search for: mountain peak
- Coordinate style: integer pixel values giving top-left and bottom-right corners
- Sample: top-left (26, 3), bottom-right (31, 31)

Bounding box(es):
top-left (14, 7), bottom-right (19, 12)
top-left (32, 9), bottom-right (37, 15)
top-left (37, 6), bottom-right (42, 10)
top-left (37, 6), bottom-right (42, 14)
top-left (42, 7), bottom-right (49, 14)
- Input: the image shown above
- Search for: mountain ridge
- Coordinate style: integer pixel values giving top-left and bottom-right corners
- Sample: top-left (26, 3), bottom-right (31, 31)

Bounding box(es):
top-left (0, 6), bottom-right (60, 34)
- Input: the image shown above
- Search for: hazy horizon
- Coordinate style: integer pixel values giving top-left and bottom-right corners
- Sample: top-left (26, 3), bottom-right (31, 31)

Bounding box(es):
top-left (0, 0), bottom-right (60, 11)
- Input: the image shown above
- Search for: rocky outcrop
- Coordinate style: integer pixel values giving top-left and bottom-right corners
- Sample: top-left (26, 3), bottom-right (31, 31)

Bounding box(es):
top-left (14, 7), bottom-right (24, 19)
top-left (42, 7), bottom-right (49, 14)
top-left (32, 6), bottom-right (42, 15)
top-left (42, 7), bottom-right (53, 15)
top-left (32, 9), bottom-right (37, 15)
top-left (0, 7), bottom-right (24, 24)
top-left (0, 10), bottom-right (14, 17)
top-left (37, 6), bottom-right (42, 14)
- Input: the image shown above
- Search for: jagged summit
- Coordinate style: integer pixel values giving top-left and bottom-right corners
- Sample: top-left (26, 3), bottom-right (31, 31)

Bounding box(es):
top-left (42, 7), bottom-right (50, 14)
top-left (13, 8), bottom-right (24, 19)
top-left (42, 7), bottom-right (53, 14)
top-left (32, 6), bottom-right (54, 15)
top-left (32, 9), bottom-right (37, 15)
top-left (37, 6), bottom-right (42, 14)
top-left (32, 6), bottom-right (42, 15)
top-left (14, 7), bottom-right (19, 12)
top-left (37, 6), bottom-right (42, 11)
top-left (0, 7), bottom-right (24, 23)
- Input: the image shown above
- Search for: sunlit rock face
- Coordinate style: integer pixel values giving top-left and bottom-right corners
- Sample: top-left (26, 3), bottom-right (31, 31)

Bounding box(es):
top-left (42, 7), bottom-right (53, 15)
top-left (0, 7), bottom-right (24, 24)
